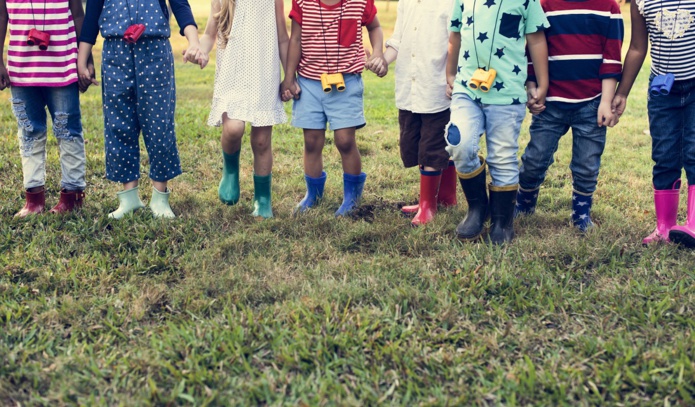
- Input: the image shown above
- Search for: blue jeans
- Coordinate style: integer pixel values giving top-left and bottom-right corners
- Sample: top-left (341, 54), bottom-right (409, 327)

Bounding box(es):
top-left (519, 98), bottom-right (606, 194)
top-left (445, 93), bottom-right (526, 186)
top-left (10, 83), bottom-right (86, 190)
top-left (647, 75), bottom-right (695, 190)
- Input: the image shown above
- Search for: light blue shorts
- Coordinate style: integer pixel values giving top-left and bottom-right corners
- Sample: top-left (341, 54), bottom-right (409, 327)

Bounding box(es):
top-left (291, 74), bottom-right (366, 131)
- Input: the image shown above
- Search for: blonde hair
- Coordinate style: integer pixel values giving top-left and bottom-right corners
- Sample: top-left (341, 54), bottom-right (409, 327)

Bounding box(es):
top-left (215, 0), bottom-right (235, 47)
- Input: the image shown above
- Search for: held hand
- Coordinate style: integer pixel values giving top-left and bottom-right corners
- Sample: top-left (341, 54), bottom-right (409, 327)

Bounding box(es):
top-left (526, 82), bottom-right (538, 108)
top-left (182, 44), bottom-right (202, 67)
top-left (280, 78), bottom-right (301, 102)
top-left (528, 102), bottom-right (546, 115)
top-left (77, 60), bottom-right (98, 93)
top-left (195, 50), bottom-right (210, 69)
top-left (597, 101), bottom-right (616, 128)
top-left (366, 55), bottom-right (388, 77)
top-left (0, 64), bottom-right (10, 91)
top-left (446, 75), bottom-right (455, 99)
top-left (611, 94), bottom-right (627, 118)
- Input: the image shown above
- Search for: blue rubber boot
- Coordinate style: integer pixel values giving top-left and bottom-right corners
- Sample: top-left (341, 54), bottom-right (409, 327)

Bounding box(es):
top-left (294, 171), bottom-right (327, 214)
top-left (335, 172), bottom-right (367, 217)
top-left (219, 150), bottom-right (240, 205)
top-left (572, 190), bottom-right (594, 232)
top-left (515, 186), bottom-right (540, 218)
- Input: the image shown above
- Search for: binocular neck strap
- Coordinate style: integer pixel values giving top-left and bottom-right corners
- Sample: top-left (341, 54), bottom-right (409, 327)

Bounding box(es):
top-left (29, 0), bottom-right (48, 32)
top-left (471, 0), bottom-right (505, 71)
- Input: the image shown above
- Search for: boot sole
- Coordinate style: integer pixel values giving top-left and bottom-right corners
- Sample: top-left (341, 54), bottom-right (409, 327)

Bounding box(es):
top-left (457, 231), bottom-right (484, 242)
top-left (669, 230), bottom-right (695, 248)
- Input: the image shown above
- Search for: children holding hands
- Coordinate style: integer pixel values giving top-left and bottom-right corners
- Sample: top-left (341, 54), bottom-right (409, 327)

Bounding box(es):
top-left (187, 0), bottom-right (289, 219)
top-left (516, 0), bottom-right (624, 232)
top-left (281, 0), bottom-right (386, 217)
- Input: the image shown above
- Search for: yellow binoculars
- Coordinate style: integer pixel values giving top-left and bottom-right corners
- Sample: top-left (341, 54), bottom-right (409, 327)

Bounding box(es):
top-left (321, 73), bottom-right (346, 93)
top-left (468, 68), bottom-right (497, 93)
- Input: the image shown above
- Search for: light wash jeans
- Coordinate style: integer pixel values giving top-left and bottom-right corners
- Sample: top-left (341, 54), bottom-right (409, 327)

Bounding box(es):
top-left (10, 83), bottom-right (86, 190)
top-left (444, 93), bottom-right (526, 186)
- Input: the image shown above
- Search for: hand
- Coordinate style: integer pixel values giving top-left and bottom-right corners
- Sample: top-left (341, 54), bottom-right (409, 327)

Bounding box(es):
top-left (281, 77), bottom-right (300, 102)
top-left (194, 50), bottom-right (210, 69)
top-left (611, 93), bottom-right (627, 118)
top-left (0, 64), bottom-right (10, 91)
top-left (366, 55), bottom-right (387, 77)
top-left (77, 59), bottom-right (98, 93)
top-left (182, 43), bottom-right (202, 68)
top-left (446, 75), bottom-right (455, 99)
top-left (527, 84), bottom-right (546, 115)
top-left (526, 82), bottom-right (538, 108)
top-left (597, 100), bottom-right (618, 127)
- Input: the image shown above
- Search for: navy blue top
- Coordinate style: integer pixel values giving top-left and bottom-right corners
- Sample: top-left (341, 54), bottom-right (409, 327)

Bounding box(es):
top-left (80, 0), bottom-right (197, 44)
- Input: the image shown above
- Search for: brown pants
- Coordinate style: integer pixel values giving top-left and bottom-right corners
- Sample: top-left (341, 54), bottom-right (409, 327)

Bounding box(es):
top-left (398, 109), bottom-right (451, 169)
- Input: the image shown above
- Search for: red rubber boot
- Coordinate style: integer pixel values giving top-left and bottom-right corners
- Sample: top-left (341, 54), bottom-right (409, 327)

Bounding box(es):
top-left (411, 170), bottom-right (442, 226)
top-left (49, 189), bottom-right (85, 214)
top-left (15, 189), bottom-right (46, 217)
top-left (437, 161), bottom-right (457, 207)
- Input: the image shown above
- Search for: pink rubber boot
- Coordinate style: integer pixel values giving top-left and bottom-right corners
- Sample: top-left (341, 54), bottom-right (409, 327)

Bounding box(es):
top-left (669, 184), bottom-right (695, 248)
top-left (643, 180), bottom-right (680, 245)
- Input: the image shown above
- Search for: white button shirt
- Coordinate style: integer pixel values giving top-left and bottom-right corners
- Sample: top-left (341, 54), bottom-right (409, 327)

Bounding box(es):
top-left (386, 0), bottom-right (453, 114)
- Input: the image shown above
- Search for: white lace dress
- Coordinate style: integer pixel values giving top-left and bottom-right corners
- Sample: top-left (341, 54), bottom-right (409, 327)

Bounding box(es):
top-left (207, 0), bottom-right (287, 127)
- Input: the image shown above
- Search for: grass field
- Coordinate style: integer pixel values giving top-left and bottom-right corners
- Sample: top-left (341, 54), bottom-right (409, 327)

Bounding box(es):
top-left (1, 1), bottom-right (694, 405)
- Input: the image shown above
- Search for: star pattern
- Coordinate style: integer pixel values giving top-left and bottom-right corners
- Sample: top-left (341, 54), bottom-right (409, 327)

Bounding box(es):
top-left (495, 48), bottom-right (505, 59)
top-left (463, 50), bottom-right (470, 60)
top-left (477, 32), bottom-right (489, 43)
top-left (474, 96), bottom-right (483, 104)
top-left (536, 24), bottom-right (546, 32)
top-left (466, 16), bottom-right (474, 26)
top-left (512, 65), bottom-right (521, 75)
top-left (493, 81), bottom-right (505, 91)
top-left (451, 18), bottom-right (462, 29)
top-left (484, 0), bottom-right (496, 8)
top-left (512, 98), bottom-right (521, 105)
top-left (523, 0), bottom-right (530, 9)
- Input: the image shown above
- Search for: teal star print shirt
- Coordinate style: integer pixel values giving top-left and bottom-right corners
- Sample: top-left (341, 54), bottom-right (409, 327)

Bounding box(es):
top-left (449, 0), bottom-right (549, 105)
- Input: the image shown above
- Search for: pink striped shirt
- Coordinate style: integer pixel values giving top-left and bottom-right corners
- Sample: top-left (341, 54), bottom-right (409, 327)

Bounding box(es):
top-left (6, 0), bottom-right (78, 87)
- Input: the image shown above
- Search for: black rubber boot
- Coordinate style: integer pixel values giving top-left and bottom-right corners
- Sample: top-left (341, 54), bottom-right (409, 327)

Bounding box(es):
top-left (456, 160), bottom-right (489, 241)
top-left (488, 184), bottom-right (518, 245)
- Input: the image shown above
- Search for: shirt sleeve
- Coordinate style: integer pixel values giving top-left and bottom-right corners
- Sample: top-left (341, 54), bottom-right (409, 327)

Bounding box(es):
top-left (169, 0), bottom-right (198, 36)
top-left (385, 0), bottom-right (405, 51)
top-left (362, 0), bottom-right (377, 26)
top-left (448, 0), bottom-right (463, 33)
top-left (79, 0), bottom-right (104, 44)
top-left (289, 0), bottom-right (302, 25)
top-left (600, 4), bottom-right (624, 80)
top-left (524, 0), bottom-right (550, 34)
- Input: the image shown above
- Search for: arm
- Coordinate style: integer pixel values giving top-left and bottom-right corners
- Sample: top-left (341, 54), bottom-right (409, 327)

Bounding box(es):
top-left (69, 0), bottom-right (94, 92)
top-left (281, 19), bottom-right (302, 101)
top-left (446, 32), bottom-right (460, 99)
top-left (275, 0), bottom-right (290, 74)
top-left (169, 0), bottom-right (201, 65)
top-left (598, 77), bottom-right (618, 127)
top-left (383, 0), bottom-right (405, 65)
top-left (526, 31), bottom-right (549, 108)
top-left (365, 16), bottom-right (387, 77)
top-left (182, 25), bottom-right (202, 66)
top-left (612, 1), bottom-right (648, 116)
top-left (192, 0), bottom-right (219, 69)
top-left (0, 0), bottom-right (10, 90)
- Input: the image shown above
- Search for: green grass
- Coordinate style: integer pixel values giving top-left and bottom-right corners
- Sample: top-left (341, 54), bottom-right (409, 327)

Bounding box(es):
top-left (1, 1), bottom-right (694, 405)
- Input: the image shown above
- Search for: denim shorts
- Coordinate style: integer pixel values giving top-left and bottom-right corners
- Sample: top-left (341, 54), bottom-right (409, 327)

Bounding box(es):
top-left (291, 74), bottom-right (366, 131)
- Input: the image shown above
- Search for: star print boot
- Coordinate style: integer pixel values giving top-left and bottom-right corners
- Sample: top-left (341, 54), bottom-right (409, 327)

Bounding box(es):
top-left (515, 186), bottom-right (539, 218)
top-left (572, 190), bottom-right (594, 232)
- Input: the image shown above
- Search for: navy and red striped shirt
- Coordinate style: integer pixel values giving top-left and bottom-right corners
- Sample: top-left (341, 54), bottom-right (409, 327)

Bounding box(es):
top-left (529, 0), bottom-right (623, 108)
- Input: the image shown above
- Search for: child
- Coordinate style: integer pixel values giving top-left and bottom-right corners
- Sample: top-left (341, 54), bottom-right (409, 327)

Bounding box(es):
top-left (383, 0), bottom-right (457, 227)
top-left (0, 0), bottom-right (90, 217)
top-left (281, 0), bottom-right (387, 217)
top-left (189, 0), bottom-right (289, 219)
top-left (612, 0), bottom-right (695, 247)
top-left (515, 0), bottom-right (623, 232)
top-left (77, 0), bottom-right (200, 219)
top-left (445, 0), bottom-right (549, 244)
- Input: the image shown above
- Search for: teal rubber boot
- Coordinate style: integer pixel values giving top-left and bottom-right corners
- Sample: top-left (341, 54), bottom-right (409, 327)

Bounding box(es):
top-left (150, 187), bottom-right (175, 219)
top-left (251, 173), bottom-right (273, 219)
top-left (109, 187), bottom-right (146, 219)
top-left (219, 150), bottom-right (240, 205)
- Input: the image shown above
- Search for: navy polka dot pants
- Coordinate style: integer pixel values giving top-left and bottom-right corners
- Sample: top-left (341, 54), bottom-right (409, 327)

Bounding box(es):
top-left (101, 37), bottom-right (182, 183)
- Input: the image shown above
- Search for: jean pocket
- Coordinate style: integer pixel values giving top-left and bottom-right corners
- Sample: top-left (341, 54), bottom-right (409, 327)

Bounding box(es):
top-left (499, 13), bottom-right (522, 40)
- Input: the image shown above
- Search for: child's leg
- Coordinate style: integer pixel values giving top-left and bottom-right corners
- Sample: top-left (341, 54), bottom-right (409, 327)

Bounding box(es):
top-left (516, 104), bottom-right (570, 216)
top-left (222, 117), bottom-right (245, 155)
top-left (250, 126), bottom-right (273, 218)
top-left (303, 129), bottom-right (326, 178)
top-left (568, 100), bottom-right (607, 231)
top-left (334, 127), bottom-right (361, 175)
top-left (10, 86), bottom-right (48, 216)
top-left (216, 116), bottom-right (245, 205)
top-left (482, 103), bottom-right (526, 244)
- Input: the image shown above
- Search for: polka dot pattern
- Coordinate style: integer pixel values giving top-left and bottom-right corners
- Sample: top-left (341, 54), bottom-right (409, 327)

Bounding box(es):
top-left (207, 0), bottom-right (287, 127)
top-left (99, 0), bottom-right (171, 40)
top-left (101, 38), bottom-right (182, 183)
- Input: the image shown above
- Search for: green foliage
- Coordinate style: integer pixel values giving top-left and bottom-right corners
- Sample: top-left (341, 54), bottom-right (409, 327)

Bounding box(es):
top-left (0, 2), bottom-right (693, 405)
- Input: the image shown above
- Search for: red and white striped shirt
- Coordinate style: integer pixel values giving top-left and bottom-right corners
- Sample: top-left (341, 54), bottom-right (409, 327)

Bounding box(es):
top-left (290, 0), bottom-right (377, 81)
top-left (6, 0), bottom-right (79, 87)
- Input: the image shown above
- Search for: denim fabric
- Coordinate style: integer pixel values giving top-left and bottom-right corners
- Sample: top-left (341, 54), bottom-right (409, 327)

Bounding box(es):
top-left (647, 76), bottom-right (695, 190)
top-left (444, 93), bottom-right (525, 186)
top-left (519, 98), bottom-right (606, 194)
top-left (10, 83), bottom-right (86, 190)
top-left (101, 37), bottom-right (181, 183)
top-left (292, 74), bottom-right (366, 131)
